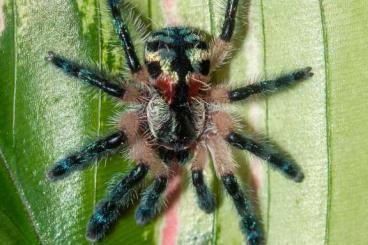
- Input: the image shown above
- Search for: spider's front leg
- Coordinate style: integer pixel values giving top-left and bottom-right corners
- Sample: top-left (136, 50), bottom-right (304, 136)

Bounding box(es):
top-left (108, 0), bottom-right (148, 83)
top-left (220, 0), bottom-right (240, 42)
top-left (211, 0), bottom-right (240, 70)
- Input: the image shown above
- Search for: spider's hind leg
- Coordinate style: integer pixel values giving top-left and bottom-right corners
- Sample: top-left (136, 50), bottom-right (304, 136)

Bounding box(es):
top-left (87, 164), bottom-right (149, 241)
top-left (221, 174), bottom-right (263, 245)
top-left (135, 176), bottom-right (168, 225)
top-left (192, 170), bottom-right (216, 214)
top-left (191, 142), bottom-right (216, 213)
top-left (206, 132), bottom-right (262, 244)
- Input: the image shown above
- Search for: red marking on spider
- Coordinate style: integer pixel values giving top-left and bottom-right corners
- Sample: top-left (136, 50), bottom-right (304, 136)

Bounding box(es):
top-left (155, 76), bottom-right (176, 104)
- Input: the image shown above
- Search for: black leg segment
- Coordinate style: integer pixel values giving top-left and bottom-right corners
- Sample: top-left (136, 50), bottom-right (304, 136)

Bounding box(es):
top-left (220, 0), bottom-right (240, 42)
top-left (108, 0), bottom-right (141, 73)
top-left (221, 174), bottom-right (262, 245)
top-left (135, 176), bottom-right (168, 225)
top-left (227, 132), bottom-right (304, 182)
top-left (228, 67), bottom-right (313, 102)
top-left (192, 170), bottom-right (215, 213)
top-left (47, 131), bottom-right (126, 181)
top-left (46, 52), bottom-right (125, 98)
top-left (87, 164), bottom-right (149, 241)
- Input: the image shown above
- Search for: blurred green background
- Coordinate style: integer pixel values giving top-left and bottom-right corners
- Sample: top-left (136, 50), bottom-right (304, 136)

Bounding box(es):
top-left (0, 0), bottom-right (368, 244)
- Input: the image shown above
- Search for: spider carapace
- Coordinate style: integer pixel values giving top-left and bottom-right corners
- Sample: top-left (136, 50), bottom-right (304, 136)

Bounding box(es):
top-left (145, 27), bottom-right (210, 151)
top-left (46, 0), bottom-right (313, 244)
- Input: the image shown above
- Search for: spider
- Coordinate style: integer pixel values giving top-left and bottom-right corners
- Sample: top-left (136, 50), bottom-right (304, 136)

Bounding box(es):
top-left (46, 0), bottom-right (313, 244)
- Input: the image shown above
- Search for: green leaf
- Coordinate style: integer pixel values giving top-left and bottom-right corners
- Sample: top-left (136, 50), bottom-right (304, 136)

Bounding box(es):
top-left (1, 0), bottom-right (368, 244)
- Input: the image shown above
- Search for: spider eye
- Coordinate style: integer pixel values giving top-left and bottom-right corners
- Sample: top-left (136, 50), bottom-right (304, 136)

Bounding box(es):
top-left (146, 61), bottom-right (162, 79)
top-left (146, 41), bottom-right (166, 52)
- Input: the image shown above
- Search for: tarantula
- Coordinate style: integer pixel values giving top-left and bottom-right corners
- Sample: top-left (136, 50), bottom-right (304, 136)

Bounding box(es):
top-left (46, 0), bottom-right (313, 244)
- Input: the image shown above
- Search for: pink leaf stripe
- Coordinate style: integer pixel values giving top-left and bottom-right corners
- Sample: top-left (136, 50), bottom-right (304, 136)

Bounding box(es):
top-left (161, 164), bottom-right (181, 245)
top-left (161, 0), bottom-right (181, 26)
top-left (0, 0), bottom-right (5, 34)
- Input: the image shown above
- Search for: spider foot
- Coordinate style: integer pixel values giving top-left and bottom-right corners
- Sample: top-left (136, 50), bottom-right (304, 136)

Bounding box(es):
top-left (196, 187), bottom-right (215, 214)
top-left (45, 51), bottom-right (55, 61)
top-left (135, 207), bottom-right (155, 226)
top-left (135, 176), bottom-right (167, 225)
top-left (86, 201), bottom-right (118, 242)
top-left (295, 66), bottom-right (314, 80)
top-left (288, 167), bottom-right (305, 183)
top-left (192, 170), bottom-right (216, 213)
top-left (241, 217), bottom-right (263, 245)
top-left (47, 159), bottom-right (72, 181)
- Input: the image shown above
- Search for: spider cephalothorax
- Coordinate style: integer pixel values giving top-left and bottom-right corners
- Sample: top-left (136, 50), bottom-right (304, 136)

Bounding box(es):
top-left (46, 0), bottom-right (313, 244)
top-left (145, 27), bottom-right (210, 100)
top-left (144, 27), bottom-right (210, 150)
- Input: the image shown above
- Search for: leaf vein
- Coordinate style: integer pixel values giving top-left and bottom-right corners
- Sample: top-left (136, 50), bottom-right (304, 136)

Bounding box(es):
top-left (11, 0), bottom-right (17, 147)
top-left (0, 148), bottom-right (42, 243)
top-left (318, 1), bottom-right (332, 245)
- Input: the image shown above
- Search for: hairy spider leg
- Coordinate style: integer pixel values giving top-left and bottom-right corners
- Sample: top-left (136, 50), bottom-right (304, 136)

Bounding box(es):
top-left (135, 176), bottom-right (168, 225)
top-left (228, 67), bottom-right (314, 102)
top-left (87, 164), bottom-right (149, 241)
top-left (205, 118), bottom-right (263, 244)
top-left (191, 142), bottom-right (216, 213)
top-left (108, 0), bottom-right (141, 73)
top-left (221, 174), bottom-right (263, 245)
top-left (220, 0), bottom-right (240, 42)
top-left (48, 131), bottom-right (126, 181)
top-left (207, 67), bottom-right (313, 103)
top-left (227, 132), bottom-right (304, 182)
top-left (210, 0), bottom-right (240, 70)
top-left (46, 52), bottom-right (125, 98)
top-left (192, 170), bottom-right (216, 213)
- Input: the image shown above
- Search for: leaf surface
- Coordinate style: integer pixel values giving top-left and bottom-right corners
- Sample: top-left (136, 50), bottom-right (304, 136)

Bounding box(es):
top-left (0, 0), bottom-right (367, 244)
